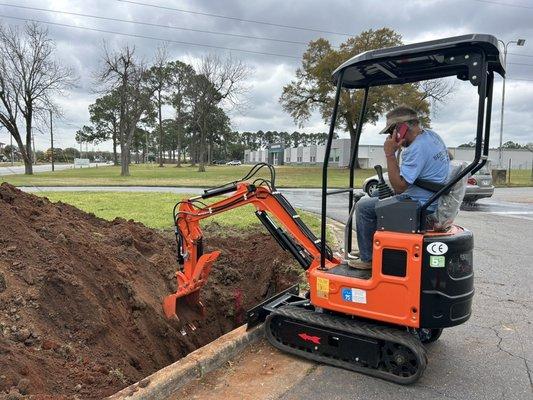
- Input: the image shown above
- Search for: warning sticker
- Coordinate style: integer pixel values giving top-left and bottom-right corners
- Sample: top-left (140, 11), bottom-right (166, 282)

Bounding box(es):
top-left (429, 255), bottom-right (445, 268)
top-left (316, 277), bottom-right (329, 299)
top-left (341, 288), bottom-right (367, 304)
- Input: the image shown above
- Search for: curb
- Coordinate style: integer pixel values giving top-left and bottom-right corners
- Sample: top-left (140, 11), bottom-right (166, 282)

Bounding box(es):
top-left (108, 324), bottom-right (264, 400)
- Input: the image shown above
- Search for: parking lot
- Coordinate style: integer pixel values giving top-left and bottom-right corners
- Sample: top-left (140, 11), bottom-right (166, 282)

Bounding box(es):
top-left (280, 204), bottom-right (532, 400)
top-left (174, 187), bottom-right (533, 400)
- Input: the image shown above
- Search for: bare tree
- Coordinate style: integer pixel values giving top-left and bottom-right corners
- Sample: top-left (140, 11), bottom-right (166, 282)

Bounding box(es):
top-left (99, 44), bottom-right (154, 176)
top-left (418, 79), bottom-right (456, 115)
top-left (146, 45), bottom-right (171, 167)
top-left (0, 22), bottom-right (76, 174)
top-left (193, 54), bottom-right (250, 172)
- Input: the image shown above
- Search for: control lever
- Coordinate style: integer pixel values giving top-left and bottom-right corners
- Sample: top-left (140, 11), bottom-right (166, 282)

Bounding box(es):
top-left (374, 165), bottom-right (394, 200)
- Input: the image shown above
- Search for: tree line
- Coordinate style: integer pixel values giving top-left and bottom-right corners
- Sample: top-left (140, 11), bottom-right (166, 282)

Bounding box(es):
top-left (2, 23), bottom-right (455, 175)
top-left (0, 22), bottom-right (250, 175)
top-left (459, 140), bottom-right (533, 150)
top-left (76, 46), bottom-right (249, 175)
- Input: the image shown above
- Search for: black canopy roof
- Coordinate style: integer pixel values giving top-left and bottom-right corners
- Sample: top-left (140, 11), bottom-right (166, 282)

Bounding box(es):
top-left (332, 34), bottom-right (504, 89)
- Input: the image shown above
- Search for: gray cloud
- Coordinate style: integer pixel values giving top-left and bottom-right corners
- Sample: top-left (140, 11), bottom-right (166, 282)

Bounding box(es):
top-left (0, 0), bottom-right (532, 151)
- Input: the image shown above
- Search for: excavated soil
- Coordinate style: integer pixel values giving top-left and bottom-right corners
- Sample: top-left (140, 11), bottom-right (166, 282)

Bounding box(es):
top-left (0, 183), bottom-right (300, 399)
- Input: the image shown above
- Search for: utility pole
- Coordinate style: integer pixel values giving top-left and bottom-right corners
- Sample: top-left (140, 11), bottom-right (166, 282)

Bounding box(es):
top-left (497, 38), bottom-right (526, 167)
top-left (49, 109), bottom-right (54, 171)
top-left (10, 130), bottom-right (14, 166)
top-left (31, 129), bottom-right (36, 165)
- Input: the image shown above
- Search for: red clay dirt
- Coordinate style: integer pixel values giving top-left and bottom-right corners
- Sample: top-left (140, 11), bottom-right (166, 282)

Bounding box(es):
top-left (0, 183), bottom-right (300, 399)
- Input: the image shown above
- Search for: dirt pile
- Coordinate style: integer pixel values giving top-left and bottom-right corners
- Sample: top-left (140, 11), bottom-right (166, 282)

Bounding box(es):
top-left (0, 183), bottom-right (300, 399)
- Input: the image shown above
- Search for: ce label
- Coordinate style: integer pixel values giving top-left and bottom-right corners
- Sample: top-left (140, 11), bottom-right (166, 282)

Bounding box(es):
top-left (427, 242), bottom-right (448, 255)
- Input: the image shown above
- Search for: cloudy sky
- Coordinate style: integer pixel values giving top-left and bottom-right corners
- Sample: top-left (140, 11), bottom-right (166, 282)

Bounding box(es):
top-left (0, 0), bottom-right (532, 152)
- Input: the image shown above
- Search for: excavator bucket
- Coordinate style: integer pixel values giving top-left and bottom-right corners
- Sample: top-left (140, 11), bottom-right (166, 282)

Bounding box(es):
top-left (163, 290), bottom-right (205, 320)
top-left (163, 291), bottom-right (205, 335)
top-left (163, 251), bottom-right (221, 332)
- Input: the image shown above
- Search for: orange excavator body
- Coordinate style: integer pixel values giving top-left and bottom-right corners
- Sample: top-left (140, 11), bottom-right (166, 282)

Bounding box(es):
top-left (163, 182), bottom-right (326, 320)
top-left (163, 181), bottom-right (464, 330)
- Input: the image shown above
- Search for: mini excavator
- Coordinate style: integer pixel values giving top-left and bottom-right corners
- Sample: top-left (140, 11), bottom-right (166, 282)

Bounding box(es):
top-left (163, 34), bottom-right (504, 384)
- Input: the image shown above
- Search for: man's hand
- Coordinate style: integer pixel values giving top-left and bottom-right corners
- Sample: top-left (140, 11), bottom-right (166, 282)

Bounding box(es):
top-left (384, 134), bottom-right (405, 156)
top-left (384, 135), bottom-right (408, 194)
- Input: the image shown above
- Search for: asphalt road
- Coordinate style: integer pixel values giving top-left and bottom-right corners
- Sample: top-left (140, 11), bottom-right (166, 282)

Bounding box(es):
top-left (278, 209), bottom-right (533, 400)
top-left (280, 189), bottom-right (532, 400)
top-left (16, 185), bottom-right (533, 398)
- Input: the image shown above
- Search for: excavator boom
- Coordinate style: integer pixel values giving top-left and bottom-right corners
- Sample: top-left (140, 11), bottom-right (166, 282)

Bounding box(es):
top-left (163, 178), bottom-right (337, 320)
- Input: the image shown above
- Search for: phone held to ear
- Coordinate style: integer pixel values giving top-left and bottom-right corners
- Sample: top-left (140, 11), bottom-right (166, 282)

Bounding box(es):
top-left (395, 123), bottom-right (409, 143)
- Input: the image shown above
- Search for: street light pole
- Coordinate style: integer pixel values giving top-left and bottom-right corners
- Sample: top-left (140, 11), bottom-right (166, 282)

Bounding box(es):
top-left (498, 38), bottom-right (526, 167)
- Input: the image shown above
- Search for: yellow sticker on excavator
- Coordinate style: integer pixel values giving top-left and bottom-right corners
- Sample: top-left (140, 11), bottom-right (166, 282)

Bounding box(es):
top-left (316, 277), bottom-right (329, 299)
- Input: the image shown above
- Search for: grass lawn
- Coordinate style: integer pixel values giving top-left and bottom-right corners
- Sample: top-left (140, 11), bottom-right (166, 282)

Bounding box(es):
top-left (6, 163), bottom-right (530, 188)
top-left (38, 191), bottom-right (323, 235)
top-left (4, 164), bottom-right (376, 188)
top-left (505, 169), bottom-right (533, 186)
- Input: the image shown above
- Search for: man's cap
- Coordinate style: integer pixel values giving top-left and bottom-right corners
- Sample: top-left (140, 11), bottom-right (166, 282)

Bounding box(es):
top-left (378, 114), bottom-right (417, 135)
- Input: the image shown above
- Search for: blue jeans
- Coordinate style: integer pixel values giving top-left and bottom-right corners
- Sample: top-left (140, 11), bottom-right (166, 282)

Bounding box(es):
top-left (355, 195), bottom-right (380, 262)
top-left (355, 194), bottom-right (432, 261)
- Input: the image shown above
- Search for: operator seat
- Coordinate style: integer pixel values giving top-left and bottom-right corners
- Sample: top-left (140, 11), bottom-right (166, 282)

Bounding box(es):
top-left (425, 160), bottom-right (468, 231)
top-left (374, 160), bottom-right (468, 234)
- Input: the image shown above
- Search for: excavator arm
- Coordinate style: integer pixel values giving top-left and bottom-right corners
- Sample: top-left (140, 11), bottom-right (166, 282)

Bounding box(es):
top-left (163, 176), bottom-right (338, 319)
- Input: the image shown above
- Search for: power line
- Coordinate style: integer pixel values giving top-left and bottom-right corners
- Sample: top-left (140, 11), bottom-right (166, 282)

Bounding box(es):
top-left (0, 14), bottom-right (301, 59)
top-left (116, 0), bottom-right (354, 37)
top-left (473, 0), bottom-right (533, 9)
top-left (0, 2), bottom-right (309, 46)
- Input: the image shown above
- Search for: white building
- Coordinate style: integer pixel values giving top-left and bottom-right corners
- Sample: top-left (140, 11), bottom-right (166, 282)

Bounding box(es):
top-left (245, 140), bottom-right (533, 170)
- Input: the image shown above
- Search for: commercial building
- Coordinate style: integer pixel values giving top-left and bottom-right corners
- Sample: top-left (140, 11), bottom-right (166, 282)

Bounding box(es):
top-left (244, 140), bottom-right (533, 170)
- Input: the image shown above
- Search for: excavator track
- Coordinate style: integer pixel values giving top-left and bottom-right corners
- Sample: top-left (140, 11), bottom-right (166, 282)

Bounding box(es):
top-left (265, 305), bottom-right (428, 384)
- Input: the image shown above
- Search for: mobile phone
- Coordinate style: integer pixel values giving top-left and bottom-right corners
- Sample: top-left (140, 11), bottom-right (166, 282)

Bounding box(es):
top-left (395, 123), bottom-right (409, 143)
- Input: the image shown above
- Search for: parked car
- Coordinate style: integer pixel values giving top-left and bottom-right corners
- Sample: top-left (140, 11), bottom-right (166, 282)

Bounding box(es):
top-left (362, 163), bottom-right (494, 203)
top-left (226, 160), bottom-right (242, 166)
top-left (463, 164), bottom-right (494, 203)
top-left (212, 160), bottom-right (225, 165)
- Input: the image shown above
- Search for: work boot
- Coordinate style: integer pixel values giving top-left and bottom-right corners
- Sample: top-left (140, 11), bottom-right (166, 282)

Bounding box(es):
top-left (348, 259), bottom-right (372, 270)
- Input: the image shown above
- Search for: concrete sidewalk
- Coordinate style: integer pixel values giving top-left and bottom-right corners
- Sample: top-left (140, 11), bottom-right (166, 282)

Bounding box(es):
top-left (173, 339), bottom-right (313, 400)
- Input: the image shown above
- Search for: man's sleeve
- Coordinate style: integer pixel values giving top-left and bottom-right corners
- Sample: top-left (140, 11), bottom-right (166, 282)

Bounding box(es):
top-left (400, 144), bottom-right (426, 184)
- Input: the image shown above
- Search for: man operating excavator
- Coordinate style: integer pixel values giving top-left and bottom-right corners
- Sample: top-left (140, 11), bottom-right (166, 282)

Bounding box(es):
top-left (165, 34), bottom-right (498, 384)
top-left (350, 105), bottom-right (450, 269)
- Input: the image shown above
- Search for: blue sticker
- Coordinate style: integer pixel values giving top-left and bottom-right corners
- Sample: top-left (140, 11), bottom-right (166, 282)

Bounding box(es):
top-left (342, 288), bottom-right (352, 302)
